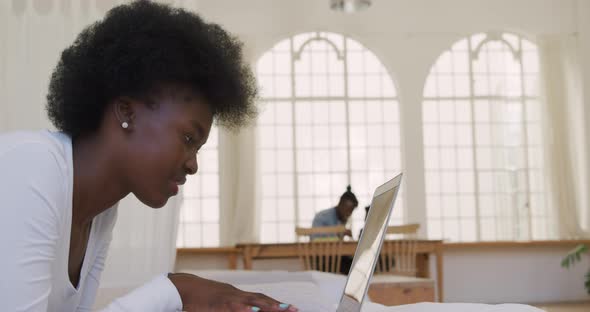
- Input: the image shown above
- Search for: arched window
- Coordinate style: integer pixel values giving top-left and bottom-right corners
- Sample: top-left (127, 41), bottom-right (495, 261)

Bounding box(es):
top-left (257, 32), bottom-right (403, 243)
top-left (423, 33), bottom-right (554, 241)
top-left (176, 127), bottom-right (220, 247)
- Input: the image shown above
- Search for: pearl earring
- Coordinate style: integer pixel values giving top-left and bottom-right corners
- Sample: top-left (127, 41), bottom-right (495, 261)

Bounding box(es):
top-left (122, 122), bottom-right (129, 129)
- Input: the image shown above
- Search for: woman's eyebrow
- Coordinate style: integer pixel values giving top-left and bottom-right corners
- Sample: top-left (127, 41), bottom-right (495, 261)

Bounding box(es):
top-left (190, 120), bottom-right (205, 139)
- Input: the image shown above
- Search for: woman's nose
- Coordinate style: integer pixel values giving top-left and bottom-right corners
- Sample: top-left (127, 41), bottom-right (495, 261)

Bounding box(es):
top-left (185, 154), bottom-right (198, 175)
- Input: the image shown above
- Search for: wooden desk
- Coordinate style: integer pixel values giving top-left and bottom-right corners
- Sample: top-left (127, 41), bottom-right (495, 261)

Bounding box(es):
top-left (237, 240), bottom-right (444, 301)
top-left (176, 247), bottom-right (241, 270)
top-left (368, 275), bottom-right (435, 306)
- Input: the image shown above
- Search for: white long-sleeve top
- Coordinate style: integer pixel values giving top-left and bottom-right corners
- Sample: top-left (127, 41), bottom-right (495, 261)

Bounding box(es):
top-left (0, 130), bottom-right (183, 311)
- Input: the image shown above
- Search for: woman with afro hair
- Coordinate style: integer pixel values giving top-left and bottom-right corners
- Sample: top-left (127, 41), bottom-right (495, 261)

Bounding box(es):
top-left (0, 1), bottom-right (298, 311)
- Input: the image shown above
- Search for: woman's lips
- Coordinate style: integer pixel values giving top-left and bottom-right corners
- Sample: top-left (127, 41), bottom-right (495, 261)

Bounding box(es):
top-left (170, 177), bottom-right (186, 195)
top-left (170, 182), bottom-right (179, 195)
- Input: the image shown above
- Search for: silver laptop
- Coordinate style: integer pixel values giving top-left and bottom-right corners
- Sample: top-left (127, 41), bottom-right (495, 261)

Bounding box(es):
top-left (335, 173), bottom-right (403, 312)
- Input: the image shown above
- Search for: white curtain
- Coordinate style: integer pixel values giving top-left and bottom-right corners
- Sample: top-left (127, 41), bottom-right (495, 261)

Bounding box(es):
top-left (0, 0), bottom-right (192, 293)
top-left (218, 126), bottom-right (261, 246)
top-left (216, 38), bottom-right (270, 246)
top-left (538, 34), bottom-right (590, 239)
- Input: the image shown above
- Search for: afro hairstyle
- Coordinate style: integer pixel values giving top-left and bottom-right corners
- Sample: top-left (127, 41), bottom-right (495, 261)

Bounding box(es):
top-left (46, 0), bottom-right (258, 139)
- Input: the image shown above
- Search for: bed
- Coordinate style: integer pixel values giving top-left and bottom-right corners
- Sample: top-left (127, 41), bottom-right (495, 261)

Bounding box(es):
top-left (182, 270), bottom-right (543, 312)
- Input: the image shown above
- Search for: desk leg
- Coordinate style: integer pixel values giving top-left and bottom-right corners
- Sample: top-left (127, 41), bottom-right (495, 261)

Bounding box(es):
top-left (243, 247), bottom-right (253, 270)
top-left (416, 254), bottom-right (429, 278)
top-left (229, 253), bottom-right (237, 270)
top-left (436, 244), bottom-right (444, 302)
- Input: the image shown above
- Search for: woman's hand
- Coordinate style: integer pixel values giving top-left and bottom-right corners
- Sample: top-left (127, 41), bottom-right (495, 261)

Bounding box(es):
top-left (168, 273), bottom-right (299, 312)
top-left (343, 229), bottom-right (353, 237)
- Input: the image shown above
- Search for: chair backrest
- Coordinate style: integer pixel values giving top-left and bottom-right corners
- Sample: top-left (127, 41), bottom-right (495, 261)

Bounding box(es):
top-left (295, 226), bottom-right (347, 273)
top-left (375, 223), bottom-right (420, 276)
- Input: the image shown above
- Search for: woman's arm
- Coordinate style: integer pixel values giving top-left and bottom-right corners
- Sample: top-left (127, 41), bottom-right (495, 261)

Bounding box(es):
top-left (74, 202), bottom-right (296, 312)
top-left (0, 143), bottom-right (66, 311)
top-left (77, 233), bottom-right (298, 312)
top-left (78, 239), bottom-right (298, 312)
top-left (76, 208), bottom-right (184, 312)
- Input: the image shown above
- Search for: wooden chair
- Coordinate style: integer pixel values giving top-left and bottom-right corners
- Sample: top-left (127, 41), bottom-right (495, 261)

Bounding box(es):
top-left (369, 223), bottom-right (436, 305)
top-left (376, 223), bottom-right (420, 276)
top-left (295, 226), bottom-right (347, 273)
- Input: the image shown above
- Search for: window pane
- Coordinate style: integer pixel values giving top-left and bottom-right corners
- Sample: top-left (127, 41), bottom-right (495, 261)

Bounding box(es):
top-left (257, 32), bottom-right (402, 243)
top-left (201, 199), bottom-right (219, 222)
top-left (184, 224), bottom-right (201, 247)
top-left (423, 33), bottom-right (551, 242)
top-left (202, 224), bottom-right (219, 247)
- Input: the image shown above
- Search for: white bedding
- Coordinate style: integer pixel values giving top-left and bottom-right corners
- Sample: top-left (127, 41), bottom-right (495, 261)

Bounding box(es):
top-left (183, 270), bottom-right (544, 312)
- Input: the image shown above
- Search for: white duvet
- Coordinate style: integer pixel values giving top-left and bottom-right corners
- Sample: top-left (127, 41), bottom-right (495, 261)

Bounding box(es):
top-left (185, 270), bottom-right (544, 312)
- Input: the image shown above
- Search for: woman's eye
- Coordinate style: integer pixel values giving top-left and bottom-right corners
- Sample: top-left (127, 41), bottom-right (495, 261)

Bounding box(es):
top-left (184, 134), bottom-right (201, 154)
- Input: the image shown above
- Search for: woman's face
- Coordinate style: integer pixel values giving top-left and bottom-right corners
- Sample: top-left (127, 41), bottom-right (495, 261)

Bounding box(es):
top-left (121, 86), bottom-right (213, 208)
top-left (337, 199), bottom-right (356, 222)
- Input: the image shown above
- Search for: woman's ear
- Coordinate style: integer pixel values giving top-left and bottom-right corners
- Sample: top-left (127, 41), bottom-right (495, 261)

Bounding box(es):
top-left (113, 97), bottom-right (137, 130)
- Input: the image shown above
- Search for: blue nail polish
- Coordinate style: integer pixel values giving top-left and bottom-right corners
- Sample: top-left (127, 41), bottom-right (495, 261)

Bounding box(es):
top-left (279, 303), bottom-right (290, 309)
top-left (251, 307), bottom-right (261, 312)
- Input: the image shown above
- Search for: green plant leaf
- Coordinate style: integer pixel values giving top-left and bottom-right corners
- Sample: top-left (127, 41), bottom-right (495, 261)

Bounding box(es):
top-left (561, 244), bottom-right (589, 269)
top-left (561, 257), bottom-right (570, 268)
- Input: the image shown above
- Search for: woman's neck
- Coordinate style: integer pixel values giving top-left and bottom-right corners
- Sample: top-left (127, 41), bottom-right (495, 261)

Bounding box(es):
top-left (71, 133), bottom-right (129, 227)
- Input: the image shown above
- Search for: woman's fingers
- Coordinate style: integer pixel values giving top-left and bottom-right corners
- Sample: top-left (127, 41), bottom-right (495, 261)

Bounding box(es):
top-left (244, 292), bottom-right (298, 312)
top-left (242, 303), bottom-right (298, 312)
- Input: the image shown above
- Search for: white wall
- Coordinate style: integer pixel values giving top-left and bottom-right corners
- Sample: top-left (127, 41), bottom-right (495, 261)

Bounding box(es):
top-left (175, 246), bottom-right (590, 304)
top-left (442, 247), bottom-right (590, 303)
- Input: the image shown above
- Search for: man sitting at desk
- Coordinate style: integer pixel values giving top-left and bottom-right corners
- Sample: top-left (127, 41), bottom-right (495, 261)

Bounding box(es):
top-left (311, 186), bottom-right (358, 274)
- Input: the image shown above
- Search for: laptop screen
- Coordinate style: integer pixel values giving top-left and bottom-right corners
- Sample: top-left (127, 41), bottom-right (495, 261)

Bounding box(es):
top-left (336, 174), bottom-right (402, 312)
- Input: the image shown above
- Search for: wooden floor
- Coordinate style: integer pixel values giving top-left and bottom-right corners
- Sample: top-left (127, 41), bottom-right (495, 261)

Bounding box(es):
top-left (533, 302), bottom-right (590, 312)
